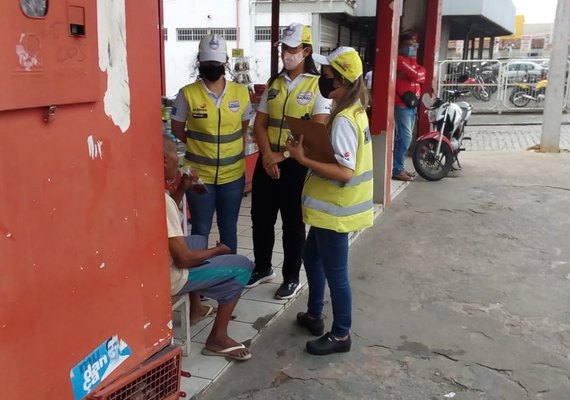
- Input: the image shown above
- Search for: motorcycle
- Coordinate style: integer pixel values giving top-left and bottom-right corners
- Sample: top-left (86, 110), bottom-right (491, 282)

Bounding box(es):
top-left (509, 78), bottom-right (548, 108)
top-left (412, 90), bottom-right (473, 181)
top-left (457, 70), bottom-right (491, 102)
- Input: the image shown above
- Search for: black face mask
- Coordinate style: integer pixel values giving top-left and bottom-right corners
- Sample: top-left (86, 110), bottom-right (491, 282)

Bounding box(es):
top-left (199, 64), bottom-right (225, 81)
top-left (318, 76), bottom-right (336, 99)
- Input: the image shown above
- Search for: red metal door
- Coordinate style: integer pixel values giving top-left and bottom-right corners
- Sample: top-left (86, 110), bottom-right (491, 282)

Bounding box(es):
top-left (0, 1), bottom-right (173, 398)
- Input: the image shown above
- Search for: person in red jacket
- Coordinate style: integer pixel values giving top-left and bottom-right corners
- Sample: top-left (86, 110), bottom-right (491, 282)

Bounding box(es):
top-left (393, 32), bottom-right (426, 181)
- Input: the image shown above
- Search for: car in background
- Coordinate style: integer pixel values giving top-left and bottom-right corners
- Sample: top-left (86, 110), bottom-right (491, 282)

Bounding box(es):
top-left (503, 61), bottom-right (547, 83)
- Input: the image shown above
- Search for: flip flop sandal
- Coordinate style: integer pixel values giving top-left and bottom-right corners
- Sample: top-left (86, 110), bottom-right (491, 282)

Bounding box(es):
top-left (201, 344), bottom-right (252, 361)
top-left (190, 305), bottom-right (216, 326)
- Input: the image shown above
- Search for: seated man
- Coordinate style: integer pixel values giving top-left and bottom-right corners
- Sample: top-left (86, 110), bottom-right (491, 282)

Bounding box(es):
top-left (163, 136), bottom-right (253, 360)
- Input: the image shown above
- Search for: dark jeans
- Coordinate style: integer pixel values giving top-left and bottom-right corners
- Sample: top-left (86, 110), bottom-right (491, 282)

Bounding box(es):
top-left (251, 156), bottom-right (307, 283)
top-left (303, 227), bottom-right (351, 337)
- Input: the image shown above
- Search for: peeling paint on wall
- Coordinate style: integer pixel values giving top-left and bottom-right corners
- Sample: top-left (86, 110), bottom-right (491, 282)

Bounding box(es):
top-left (16, 33), bottom-right (41, 71)
top-left (97, 0), bottom-right (131, 133)
top-left (87, 135), bottom-right (103, 160)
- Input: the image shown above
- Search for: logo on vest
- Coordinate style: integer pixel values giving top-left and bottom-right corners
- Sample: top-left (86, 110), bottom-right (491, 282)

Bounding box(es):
top-left (267, 88), bottom-right (279, 101)
top-left (192, 104), bottom-right (208, 118)
top-left (296, 92), bottom-right (313, 106)
top-left (228, 100), bottom-right (240, 113)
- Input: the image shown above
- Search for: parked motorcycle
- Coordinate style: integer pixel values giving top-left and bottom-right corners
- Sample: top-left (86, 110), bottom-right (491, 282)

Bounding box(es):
top-left (412, 91), bottom-right (473, 181)
top-left (458, 71), bottom-right (491, 102)
top-left (509, 78), bottom-right (548, 108)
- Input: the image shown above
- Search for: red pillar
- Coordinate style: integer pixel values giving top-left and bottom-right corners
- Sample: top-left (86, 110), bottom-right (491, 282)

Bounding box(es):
top-left (370, 0), bottom-right (402, 206)
top-left (419, 0), bottom-right (442, 135)
top-left (370, 0), bottom-right (401, 137)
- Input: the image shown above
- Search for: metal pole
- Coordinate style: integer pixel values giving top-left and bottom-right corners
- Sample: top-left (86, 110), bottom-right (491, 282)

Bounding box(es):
top-left (489, 36), bottom-right (495, 59)
top-left (478, 37), bottom-right (484, 59)
top-left (541, 0), bottom-right (570, 152)
top-left (270, 0), bottom-right (280, 77)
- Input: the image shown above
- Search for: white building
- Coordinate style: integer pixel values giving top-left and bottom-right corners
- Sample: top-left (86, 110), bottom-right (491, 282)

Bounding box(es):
top-left (162, 0), bottom-right (376, 95)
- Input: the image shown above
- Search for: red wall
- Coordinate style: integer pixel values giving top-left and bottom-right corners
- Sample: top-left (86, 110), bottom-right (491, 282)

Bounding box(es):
top-left (0, 1), bottom-right (172, 398)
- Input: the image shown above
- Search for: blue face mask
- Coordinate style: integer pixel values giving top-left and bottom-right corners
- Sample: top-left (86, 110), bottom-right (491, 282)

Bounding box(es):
top-left (400, 45), bottom-right (417, 58)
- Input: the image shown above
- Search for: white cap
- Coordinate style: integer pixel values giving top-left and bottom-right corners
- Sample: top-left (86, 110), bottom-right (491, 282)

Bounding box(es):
top-left (275, 23), bottom-right (313, 48)
top-left (198, 34), bottom-right (227, 63)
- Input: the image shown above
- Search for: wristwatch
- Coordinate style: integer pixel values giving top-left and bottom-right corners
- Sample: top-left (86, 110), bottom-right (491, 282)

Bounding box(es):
top-left (282, 150), bottom-right (291, 159)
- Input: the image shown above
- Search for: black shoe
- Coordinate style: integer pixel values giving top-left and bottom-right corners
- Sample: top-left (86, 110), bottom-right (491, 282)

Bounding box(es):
top-left (246, 269), bottom-right (276, 288)
top-left (296, 312), bottom-right (325, 336)
top-left (306, 332), bottom-right (352, 355)
top-left (274, 281), bottom-right (301, 300)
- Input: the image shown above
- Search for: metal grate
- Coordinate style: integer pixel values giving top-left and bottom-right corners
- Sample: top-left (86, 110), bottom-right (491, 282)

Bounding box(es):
top-left (254, 26), bottom-right (286, 41)
top-left (177, 28), bottom-right (237, 41)
top-left (95, 348), bottom-right (181, 400)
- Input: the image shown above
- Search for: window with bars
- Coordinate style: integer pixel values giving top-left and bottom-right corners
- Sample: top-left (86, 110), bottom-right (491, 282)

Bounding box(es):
top-left (255, 26), bottom-right (286, 41)
top-left (176, 28), bottom-right (237, 41)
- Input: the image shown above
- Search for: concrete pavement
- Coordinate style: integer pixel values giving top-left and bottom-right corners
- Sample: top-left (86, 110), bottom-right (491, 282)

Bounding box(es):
top-left (198, 149), bottom-right (570, 400)
top-left (469, 113), bottom-right (570, 126)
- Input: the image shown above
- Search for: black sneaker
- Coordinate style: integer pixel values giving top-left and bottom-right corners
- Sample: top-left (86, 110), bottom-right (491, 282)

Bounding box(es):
top-left (246, 269), bottom-right (276, 288)
top-left (296, 312), bottom-right (325, 336)
top-left (274, 281), bottom-right (301, 300)
top-left (306, 332), bottom-right (352, 355)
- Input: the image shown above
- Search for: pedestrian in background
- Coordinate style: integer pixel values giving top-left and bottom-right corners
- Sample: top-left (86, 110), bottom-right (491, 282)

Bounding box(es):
top-left (248, 23), bottom-right (331, 300)
top-left (285, 47), bottom-right (374, 355)
top-left (393, 31), bottom-right (425, 182)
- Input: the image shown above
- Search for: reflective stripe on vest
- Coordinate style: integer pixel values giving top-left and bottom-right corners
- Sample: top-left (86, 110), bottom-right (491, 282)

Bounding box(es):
top-left (182, 81), bottom-right (250, 185)
top-left (187, 129), bottom-right (242, 144)
top-left (318, 169), bottom-right (373, 188)
top-left (185, 151), bottom-right (244, 166)
top-left (266, 75), bottom-right (319, 151)
top-left (302, 195), bottom-right (374, 217)
top-left (302, 102), bottom-right (374, 233)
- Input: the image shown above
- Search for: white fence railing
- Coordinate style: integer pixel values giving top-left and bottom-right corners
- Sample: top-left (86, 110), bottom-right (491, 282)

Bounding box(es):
top-left (437, 59), bottom-right (570, 113)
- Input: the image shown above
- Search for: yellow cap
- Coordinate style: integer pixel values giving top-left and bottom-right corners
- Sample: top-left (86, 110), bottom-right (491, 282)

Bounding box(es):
top-left (313, 47), bottom-right (363, 83)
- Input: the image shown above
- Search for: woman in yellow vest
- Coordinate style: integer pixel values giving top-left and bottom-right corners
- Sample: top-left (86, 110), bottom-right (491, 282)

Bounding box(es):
top-left (247, 23), bottom-right (331, 300)
top-left (171, 34), bottom-right (253, 254)
top-left (285, 47), bottom-right (373, 355)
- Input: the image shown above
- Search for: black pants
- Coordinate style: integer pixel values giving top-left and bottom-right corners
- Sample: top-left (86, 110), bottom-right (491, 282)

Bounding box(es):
top-left (251, 156), bottom-right (307, 283)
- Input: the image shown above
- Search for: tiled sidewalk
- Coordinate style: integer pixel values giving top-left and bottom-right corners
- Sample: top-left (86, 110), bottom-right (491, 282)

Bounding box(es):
top-left (176, 179), bottom-right (408, 398)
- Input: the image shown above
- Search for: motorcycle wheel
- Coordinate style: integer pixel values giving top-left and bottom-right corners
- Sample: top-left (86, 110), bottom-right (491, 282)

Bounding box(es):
top-left (412, 139), bottom-right (454, 181)
top-left (511, 91), bottom-right (531, 108)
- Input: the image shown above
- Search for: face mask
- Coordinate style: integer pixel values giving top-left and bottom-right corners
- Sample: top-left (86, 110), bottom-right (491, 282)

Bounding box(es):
top-left (282, 50), bottom-right (305, 71)
top-left (318, 76), bottom-right (336, 99)
top-left (199, 64), bottom-right (225, 81)
top-left (400, 45), bottom-right (417, 58)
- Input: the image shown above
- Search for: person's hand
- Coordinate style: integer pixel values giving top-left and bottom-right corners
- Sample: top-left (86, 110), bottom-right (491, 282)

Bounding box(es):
top-left (286, 135), bottom-right (306, 165)
top-left (215, 242), bottom-right (231, 255)
top-left (265, 164), bottom-right (280, 179)
top-left (262, 152), bottom-right (285, 169)
top-left (179, 173), bottom-right (195, 192)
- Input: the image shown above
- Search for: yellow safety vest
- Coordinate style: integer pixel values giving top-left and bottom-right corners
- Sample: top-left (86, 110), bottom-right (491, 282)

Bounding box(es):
top-left (182, 81), bottom-right (250, 185)
top-left (266, 75), bottom-right (319, 151)
top-left (302, 103), bottom-right (374, 233)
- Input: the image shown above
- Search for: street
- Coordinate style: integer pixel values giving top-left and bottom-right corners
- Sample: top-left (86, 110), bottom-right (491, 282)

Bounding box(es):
top-left (198, 136), bottom-right (570, 400)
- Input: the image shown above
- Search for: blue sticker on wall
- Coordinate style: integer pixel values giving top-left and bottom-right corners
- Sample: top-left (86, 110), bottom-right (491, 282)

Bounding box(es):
top-left (70, 335), bottom-right (132, 400)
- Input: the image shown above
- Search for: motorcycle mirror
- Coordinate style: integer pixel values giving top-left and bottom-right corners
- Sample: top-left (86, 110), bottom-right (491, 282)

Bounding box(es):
top-left (421, 93), bottom-right (433, 108)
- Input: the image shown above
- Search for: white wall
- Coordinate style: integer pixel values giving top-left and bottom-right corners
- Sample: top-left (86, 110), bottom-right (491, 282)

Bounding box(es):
top-left (163, 0), bottom-right (313, 91)
top-left (252, 11), bottom-right (313, 82)
top-left (163, 0), bottom-right (253, 95)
